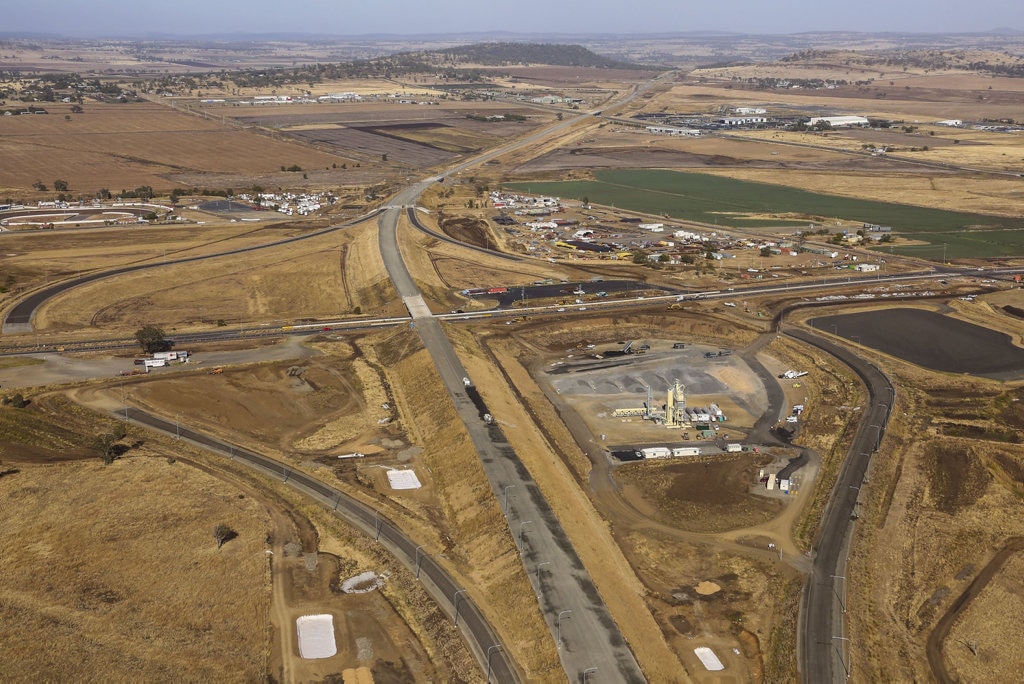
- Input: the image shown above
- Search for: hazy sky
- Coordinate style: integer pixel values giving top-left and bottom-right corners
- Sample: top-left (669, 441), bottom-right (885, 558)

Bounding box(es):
top-left (6, 0), bottom-right (1022, 36)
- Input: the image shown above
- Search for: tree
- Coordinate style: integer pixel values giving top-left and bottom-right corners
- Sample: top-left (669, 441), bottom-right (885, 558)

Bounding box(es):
top-left (95, 424), bottom-right (127, 465)
top-left (134, 324), bottom-right (169, 353)
top-left (32, 180), bottom-right (47, 192)
top-left (213, 523), bottom-right (237, 549)
top-left (70, 104), bottom-right (83, 113)
top-left (54, 179), bottom-right (68, 192)
top-left (381, 153), bottom-right (388, 162)
top-left (6, 393), bottom-right (27, 408)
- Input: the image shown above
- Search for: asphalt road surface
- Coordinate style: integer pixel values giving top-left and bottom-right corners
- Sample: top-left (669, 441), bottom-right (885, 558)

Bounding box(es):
top-left (123, 407), bottom-right (518, 683)
top-left (786, 325), bottom-right (893, 684)
top-left (381, 202), bottom-right (646, 681)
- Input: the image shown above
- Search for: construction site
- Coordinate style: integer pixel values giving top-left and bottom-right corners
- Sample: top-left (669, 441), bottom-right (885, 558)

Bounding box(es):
top-left (539, 337), bottom-right (768, 460)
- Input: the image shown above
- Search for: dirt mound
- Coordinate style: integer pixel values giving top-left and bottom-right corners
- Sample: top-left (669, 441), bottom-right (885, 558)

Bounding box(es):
top-left (439, 216), bottom-right (489, 249)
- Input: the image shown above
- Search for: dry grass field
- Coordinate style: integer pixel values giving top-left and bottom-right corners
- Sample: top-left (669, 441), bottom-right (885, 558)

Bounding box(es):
top-left (774, 299), bottom-right (1024, 681)
top-left (18, 217), bottom-right (393, 333)
top-left (396, 210), bottom-right (570, 309)
top-left (942, 549), bottom-right (1024, 682)
top-left (98, 325), bottom-right (564, 680)
top-left (0, 221), bottom-right (316, 311)
top-left (0, 379), bottom-right (484, 682)
top-left (0, 101), bottom-right (360, 198)
top-left (0, 424), bottom-right (273, 680)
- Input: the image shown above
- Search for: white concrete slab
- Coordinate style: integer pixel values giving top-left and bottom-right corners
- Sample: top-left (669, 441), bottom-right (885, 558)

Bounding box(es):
top-left (386, 469), bottom-right (422, 490)
top-left (694, 646), bottom-right (725, 671)
top-left (296, 614), bottom-right (337, 659)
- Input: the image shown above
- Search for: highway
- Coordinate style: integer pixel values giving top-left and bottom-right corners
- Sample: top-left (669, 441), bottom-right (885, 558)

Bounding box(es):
top-left (122, 406), bottom-right (519, 683)
top-left (380, 195), bottom-right (647, 679)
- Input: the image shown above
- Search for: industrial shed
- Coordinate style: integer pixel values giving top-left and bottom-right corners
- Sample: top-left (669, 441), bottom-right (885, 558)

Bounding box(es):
top-left (808, 115), bottom-right (869, 128)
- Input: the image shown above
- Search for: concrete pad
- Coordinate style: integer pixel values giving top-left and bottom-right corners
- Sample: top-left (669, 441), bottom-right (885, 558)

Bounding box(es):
top-left (296, 614), bottom-right (337, 659)
top-left (386, 469), bottom-right (422, 490)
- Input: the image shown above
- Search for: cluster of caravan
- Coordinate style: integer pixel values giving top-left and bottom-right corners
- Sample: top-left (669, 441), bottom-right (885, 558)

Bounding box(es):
top-left (635, 443), bottom-right (743, 459)
top-left (132, 350), bottom-right (190, 370)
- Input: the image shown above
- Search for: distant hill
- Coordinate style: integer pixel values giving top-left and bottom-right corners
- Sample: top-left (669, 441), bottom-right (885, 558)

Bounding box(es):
top-left (779, 47), bottom-right (1024, 77)
top-left (423, 42), bottom-right (644, 69)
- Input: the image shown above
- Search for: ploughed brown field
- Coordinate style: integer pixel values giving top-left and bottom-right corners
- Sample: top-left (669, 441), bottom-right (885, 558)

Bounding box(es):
top-left (0, 101), bottom-right (358, 197)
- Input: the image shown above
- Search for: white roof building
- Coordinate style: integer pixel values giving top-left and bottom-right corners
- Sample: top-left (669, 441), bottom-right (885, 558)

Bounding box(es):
top-left (809, 115), bottom-right (869, 128)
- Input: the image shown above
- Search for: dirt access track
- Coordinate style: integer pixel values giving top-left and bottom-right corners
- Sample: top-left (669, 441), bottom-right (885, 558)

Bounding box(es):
top-left (927, 536), bottom-right (1024, 683)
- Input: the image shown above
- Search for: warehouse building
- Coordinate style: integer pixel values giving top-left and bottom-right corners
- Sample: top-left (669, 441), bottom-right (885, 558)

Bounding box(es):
top-left (808, 115), bottom-right (869, 128)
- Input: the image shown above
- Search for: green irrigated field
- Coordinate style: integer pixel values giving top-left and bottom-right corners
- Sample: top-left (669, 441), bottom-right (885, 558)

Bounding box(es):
top-left (882, 229), bottom-right (1024, 259)
top-left (505, 170), bottom-right (1024, 257)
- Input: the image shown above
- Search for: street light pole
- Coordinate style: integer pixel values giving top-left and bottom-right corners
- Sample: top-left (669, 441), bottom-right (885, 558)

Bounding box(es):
top-left (535, 561), bottom-right (551, 597)
top-left (518, 520), bottom-right (533, 554)
top-left (831, 575), bottom-right (847, 613)
top-left (453, 588), bottom-right (469, 626)
top-left (869, 424), bottom-right (881, 450)
top-left (486, 644), bottom-right (503, 683)
top-left (832, 636), bottom-right (851, 679)
top-left (557, 610), bottom-right (573, 649)
top-left (503, 485), bottom-right (515, 514)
